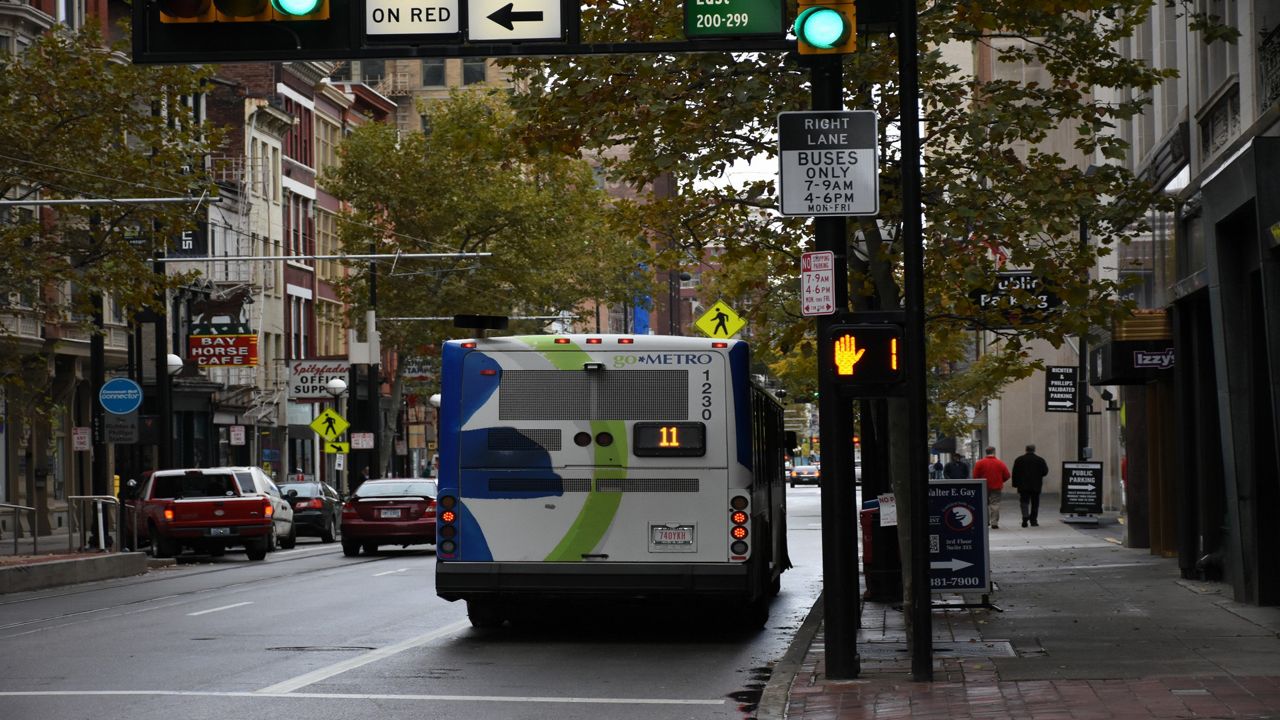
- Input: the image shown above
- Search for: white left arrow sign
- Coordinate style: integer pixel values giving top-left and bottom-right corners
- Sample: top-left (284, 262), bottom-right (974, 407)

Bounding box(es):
top-left (466, 0), bottom-right (562, 42)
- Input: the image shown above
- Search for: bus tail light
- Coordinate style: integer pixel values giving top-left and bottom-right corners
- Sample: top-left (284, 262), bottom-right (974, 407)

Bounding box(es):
top-left (438, 495), bottom-right (458, 557)
top-left (729, 494), bottom-right (750, 559)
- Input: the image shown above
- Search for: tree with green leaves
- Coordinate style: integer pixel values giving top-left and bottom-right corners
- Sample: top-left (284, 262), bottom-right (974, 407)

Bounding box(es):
top-left (0, 23), bottom-right (219, 411)
top-left (321, 89), bottom-right (651, 468)
top-left (500, 0), bottom-right (1226, 646)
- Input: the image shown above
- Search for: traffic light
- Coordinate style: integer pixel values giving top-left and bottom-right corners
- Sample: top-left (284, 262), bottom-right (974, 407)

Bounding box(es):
top-left (794, 0), bottom-right (856, 55)
top-left (158, 0), bottom-right (328, 23)
top-left (135, 0), bottom-right (350, 63)
top-left (828, 323), bottom-right (904, 390)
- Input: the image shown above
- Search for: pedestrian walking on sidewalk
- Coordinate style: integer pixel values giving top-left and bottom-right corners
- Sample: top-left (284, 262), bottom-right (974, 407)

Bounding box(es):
top-left (1011, 443), bottom-right (1049, 527)
top-left (972, 446), bottom-right (1010, 529)
top-left (944, 453), bottom-right (970, 479)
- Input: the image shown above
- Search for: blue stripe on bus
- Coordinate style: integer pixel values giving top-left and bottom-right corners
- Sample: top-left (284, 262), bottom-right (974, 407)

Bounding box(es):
top-left (459, 428), bottom-right (566, 489)
top-left (730, 342), bottom-right (752, 470)
top-left (438, 342), bottom-right (466, 499)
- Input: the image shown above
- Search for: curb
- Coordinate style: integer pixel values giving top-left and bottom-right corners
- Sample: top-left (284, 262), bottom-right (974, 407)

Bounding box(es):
top-left (0, 552), bottom-right (150, 594)
top-left (757, 591), bottom-right (825, 720)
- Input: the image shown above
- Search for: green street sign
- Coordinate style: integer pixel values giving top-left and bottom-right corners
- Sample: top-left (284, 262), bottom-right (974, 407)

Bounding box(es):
top-left (684, 0), bottom-right (784, 38)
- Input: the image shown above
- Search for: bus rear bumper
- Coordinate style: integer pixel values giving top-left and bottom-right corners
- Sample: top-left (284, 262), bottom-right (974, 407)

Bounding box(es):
top-left (436, 561), bottom-right (753, 602)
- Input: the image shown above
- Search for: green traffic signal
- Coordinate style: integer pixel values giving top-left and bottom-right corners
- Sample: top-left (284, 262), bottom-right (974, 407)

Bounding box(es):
top-left (795, 8), bottom-right (847, 49)
top-left (271, 0), bottom-right (321, 15)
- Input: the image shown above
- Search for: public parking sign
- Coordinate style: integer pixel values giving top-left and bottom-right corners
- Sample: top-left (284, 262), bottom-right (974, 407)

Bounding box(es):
top-left (778, 110), bottom-right (878, 217)
top-left (927, 479), bottom-right (991, 593)
top-left (1061, 461), bottom-right (1103, 514)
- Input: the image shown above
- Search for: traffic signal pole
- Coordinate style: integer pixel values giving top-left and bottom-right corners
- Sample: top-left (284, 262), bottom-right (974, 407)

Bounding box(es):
top-left (810, 53), bottom-right (861, 681)
top-left (898, 0), bottom-right (934, 681)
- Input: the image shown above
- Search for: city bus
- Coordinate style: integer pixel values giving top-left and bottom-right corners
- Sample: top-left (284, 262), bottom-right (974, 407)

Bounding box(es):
top-left (434, 334), bottom-right (790, 628)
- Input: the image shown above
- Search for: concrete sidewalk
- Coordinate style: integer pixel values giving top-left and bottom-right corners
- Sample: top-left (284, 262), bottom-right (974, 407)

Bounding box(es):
top-left (760, 498), bottom-right (1280, 719)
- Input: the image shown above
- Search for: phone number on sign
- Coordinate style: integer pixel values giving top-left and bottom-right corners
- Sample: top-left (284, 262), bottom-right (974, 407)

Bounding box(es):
top-left (930, 576), bottom-right (984, 589)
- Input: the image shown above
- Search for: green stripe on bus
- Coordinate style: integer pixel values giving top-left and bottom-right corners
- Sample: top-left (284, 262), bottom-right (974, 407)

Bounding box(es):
top-left (519, 337), bottom-right (630, 562)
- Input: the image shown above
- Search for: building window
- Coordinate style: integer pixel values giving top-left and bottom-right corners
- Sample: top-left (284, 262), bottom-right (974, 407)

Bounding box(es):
top-left (316, 117), bottom-right (341, 175)
top-left (463, 58), bottom-right (486, 85)
top-left (422, 58), bottom-right (445, 86)
top-left (330, 62), bottom-right (352, 82)
top-left (361, 59), bottom-right (386, 84)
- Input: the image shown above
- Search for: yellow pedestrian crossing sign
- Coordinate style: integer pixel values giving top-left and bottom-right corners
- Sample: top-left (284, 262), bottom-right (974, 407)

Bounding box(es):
top-left (695, 300), bottom-right (746, 338)
top-left (310, 408), bottom-right (348, 441)
top-left (323, 441), bottom-right (350, 454)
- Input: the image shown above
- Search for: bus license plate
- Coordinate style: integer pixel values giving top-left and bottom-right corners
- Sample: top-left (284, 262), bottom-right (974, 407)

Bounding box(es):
top-left (380, 508), bottom-right (402, 518)
top-left (209, 527), bottom-right (230, 536)
top-left (650, 524), bottom-right (696, 552)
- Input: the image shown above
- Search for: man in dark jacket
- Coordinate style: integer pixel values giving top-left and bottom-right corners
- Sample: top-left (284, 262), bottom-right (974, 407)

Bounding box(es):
top-left (943, 454), bottom-right (969, 479)
top-left (1011, 444), bottom-right (1050, 527)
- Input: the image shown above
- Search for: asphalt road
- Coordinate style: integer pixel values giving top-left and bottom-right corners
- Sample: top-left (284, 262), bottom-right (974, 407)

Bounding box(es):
top-left (0, 487), bottom-right (828, 720)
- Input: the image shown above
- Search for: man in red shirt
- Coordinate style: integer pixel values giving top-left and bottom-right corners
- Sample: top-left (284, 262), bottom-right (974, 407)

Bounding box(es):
top-left (972, 446), bottom-right (1011, 529)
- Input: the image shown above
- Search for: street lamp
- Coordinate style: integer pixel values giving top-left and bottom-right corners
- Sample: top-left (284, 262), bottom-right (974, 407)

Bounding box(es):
top-left (158, 353), bottom-right (184, 469)
top-left (326, 377), bottom-right (348, 495)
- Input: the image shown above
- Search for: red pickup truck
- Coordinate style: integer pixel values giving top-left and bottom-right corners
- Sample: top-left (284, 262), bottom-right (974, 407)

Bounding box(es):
top-left (125, 468), bottom-right (284, 560)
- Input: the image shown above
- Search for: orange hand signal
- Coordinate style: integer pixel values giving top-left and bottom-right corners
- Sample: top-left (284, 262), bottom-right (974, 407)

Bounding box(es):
top-left (834, 334), bottom-right (865, 376)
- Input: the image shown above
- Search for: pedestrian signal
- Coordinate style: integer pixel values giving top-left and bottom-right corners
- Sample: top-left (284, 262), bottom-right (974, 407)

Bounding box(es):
top-left (794, 0), bottom-right (856, 55)
top-left (828, 323), bottom-right (903, 388)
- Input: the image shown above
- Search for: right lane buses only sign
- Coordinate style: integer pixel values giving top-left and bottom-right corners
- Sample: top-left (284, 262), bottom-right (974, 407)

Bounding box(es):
top-left (778, 110), bottom-right (878, 217)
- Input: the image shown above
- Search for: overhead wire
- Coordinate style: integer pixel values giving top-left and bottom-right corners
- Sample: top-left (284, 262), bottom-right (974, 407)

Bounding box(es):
top-left (1, 151), bottom-right (469, 255)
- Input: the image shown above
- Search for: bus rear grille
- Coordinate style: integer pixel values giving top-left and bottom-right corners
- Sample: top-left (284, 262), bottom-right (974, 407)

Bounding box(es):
top-left (489, 478), bottom-right (592, 493)
top-left (487, 428), bottom-right (562, 451)
top-left (498, 370), bottom-right (688, 420)
top-left (596, 478), bottom-right (700, 493)
top-left (486, 478), bottom-right (699, 493)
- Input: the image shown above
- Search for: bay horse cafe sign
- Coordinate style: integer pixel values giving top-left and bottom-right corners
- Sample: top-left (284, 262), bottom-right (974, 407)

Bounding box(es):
top-left (187, 287), bottom-right (259, 367)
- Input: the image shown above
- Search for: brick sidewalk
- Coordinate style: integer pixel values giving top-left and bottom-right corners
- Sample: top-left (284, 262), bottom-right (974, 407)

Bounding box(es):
top-left (787, 626), bottom-right (1280, 719)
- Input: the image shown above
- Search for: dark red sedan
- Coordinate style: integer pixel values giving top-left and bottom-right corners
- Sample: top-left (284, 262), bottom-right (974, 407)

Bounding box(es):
top-left (340, 479), bottom-right (437, 556)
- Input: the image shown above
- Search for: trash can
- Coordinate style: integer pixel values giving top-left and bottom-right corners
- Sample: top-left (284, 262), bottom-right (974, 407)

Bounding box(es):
top-left (860, 498), bottom-right (903, 601)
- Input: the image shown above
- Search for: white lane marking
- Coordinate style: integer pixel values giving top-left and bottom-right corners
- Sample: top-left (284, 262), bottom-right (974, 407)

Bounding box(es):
top-left (372, 568), bottom-right (408, 577)
top-left (0, 690), bottom-right (724, 705)
top-left (187, 601), bottom-right (254, 616)
top-left (256, 619), bottom-right (471, 694)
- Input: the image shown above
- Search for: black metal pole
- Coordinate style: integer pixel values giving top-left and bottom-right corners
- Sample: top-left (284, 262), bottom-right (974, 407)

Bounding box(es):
top-left (811, 53), bottom-right (860, 680)
top-left (899, 0), bottom-right (933, 681)
top-left (1077, 216), bottom-right (1090, 461)
top-left (368, 252), bottom-right (381, 479)
top-left (156, 282), bottom-right (173, 470)
top-left (90, 296), bottom-right (109, 542)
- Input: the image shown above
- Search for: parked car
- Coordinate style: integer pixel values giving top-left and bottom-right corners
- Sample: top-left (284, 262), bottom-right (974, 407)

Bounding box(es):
top-left (789, 464), bottom-right (821, 488)
top-left (122, 468), bottom-right (292, 560)
top-left (278, 480), bottom-right (342, 543)
top-left (340, 479), bottom-right (437, 557)
top-left (218, 467), bottom-right (297, 550)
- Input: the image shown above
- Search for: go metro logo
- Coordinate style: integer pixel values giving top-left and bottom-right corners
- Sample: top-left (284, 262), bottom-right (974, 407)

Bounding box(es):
top-left (612, 353), bottom-right (716, 369)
